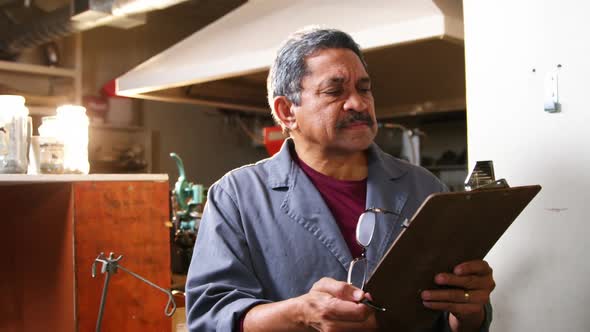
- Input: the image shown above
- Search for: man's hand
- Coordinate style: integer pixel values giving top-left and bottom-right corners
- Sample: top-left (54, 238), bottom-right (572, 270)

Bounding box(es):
top-left (297, 277), bottom-right (378, 331)
top-left (421, 260), bottom-right (495, 332)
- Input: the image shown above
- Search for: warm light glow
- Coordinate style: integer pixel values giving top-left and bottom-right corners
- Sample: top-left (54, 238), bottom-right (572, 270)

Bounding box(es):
top-left (0, 94), bottom-right (25, 107)
top-left (0, 95), bottom-right (29, 174)
top-left (111, 0), bottom-right (185, 16)
top-left (56, 105), bottom-right (89, 174)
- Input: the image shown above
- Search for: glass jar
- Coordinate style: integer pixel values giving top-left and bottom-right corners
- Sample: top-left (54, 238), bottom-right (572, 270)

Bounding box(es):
top-left (38, 116), bottom-right (61, 138)
top-left (38, 137), bottom-right (65, 174)
top-left (56, 105), bottom-right (89, 174)
top-left (37, 116), bottom-right (65, 174)
top-left (0, 95), bottom-right (29, 174)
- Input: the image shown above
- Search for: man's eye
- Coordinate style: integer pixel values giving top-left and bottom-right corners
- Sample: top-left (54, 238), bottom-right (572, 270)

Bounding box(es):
top-left (359, 87), bottom-right (372, 94)
top-left (324, 89), bottom-right (342, 96)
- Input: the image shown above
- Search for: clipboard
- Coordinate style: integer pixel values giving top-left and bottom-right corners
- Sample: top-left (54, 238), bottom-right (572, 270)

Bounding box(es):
top-left (364, 185), bottom-right (542, 330)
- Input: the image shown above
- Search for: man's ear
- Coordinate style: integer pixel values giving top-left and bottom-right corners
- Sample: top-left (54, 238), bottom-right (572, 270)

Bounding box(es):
top-left (274, 96), bottom-right (297, 130)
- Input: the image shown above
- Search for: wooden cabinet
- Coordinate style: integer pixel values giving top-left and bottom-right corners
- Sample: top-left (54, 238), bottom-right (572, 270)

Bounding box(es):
top-left (0, 175), bottom-right (171, 332)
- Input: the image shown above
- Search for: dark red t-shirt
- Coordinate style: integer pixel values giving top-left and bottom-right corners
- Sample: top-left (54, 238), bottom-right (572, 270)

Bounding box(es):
top-left (295, 155), bottom-right (366, 258)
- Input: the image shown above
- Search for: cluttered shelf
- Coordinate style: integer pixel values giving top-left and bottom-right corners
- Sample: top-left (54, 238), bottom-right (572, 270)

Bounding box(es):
top-left (0, 62), bottom-right (79, 112)
top-left (89, 125), bottom-right (153, 173)
top-left (0, 34), bottom-right (82, 111)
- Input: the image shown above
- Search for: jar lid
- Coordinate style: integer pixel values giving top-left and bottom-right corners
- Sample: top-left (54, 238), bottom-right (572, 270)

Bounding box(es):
top-left (57, 105), bottom-right (87, 116)
top-left (0, 95), bottom-right (26, 106)
top-left (41, 115), bottom-right (58, 122)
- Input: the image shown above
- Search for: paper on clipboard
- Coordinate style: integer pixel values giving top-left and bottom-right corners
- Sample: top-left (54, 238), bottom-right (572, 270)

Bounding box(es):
top-left (364, 185), bottom-right (542, 330)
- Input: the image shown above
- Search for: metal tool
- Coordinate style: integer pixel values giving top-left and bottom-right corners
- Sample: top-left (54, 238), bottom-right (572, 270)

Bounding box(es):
top-left (170, 152), bottom-right (205, 273)
top-left (91, 252), bottom-right (176, 332)
top-left (170, 152), bottom-right (204, 216)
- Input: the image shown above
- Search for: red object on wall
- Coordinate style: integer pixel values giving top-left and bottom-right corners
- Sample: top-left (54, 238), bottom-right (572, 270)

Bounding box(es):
top-left (101, 79), bottom-right (118, 97)
top-left (102, 78), bottom-right (130, 98)
top-left (263, 126), bottom-right (287, 156)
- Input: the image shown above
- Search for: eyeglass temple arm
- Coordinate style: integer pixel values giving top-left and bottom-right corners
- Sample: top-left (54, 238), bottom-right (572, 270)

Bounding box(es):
top-left (366, 207), bottom-right (396, 215)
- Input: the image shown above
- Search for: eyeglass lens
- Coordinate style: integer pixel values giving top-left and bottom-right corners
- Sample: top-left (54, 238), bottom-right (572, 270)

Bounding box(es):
top-left (347, 257), bottom-right (368, 290)
top-left (356, 211), bottom-right (376, 247)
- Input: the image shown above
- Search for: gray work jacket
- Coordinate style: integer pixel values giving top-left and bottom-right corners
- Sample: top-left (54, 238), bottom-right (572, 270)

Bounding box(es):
top-left (186, 139), bottom-right (492, 331)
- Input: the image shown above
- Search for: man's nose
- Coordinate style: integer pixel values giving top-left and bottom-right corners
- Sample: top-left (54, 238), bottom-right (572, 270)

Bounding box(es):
top-left (343, 90), bottom-right (368, 113)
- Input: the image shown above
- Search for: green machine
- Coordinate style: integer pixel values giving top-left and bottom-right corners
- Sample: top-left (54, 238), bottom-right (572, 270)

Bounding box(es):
top-left (169, 153), bottom-right (206, 274)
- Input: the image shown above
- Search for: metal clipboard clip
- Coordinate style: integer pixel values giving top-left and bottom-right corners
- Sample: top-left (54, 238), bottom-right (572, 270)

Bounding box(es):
top-left (464, 160), bottom-right (510, 191)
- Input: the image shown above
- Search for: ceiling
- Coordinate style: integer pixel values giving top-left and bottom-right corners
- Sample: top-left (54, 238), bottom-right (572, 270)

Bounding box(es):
top-left (144, 0), bottom-right (245, 31)
top-left (0, 0), bottom-right (245, 59)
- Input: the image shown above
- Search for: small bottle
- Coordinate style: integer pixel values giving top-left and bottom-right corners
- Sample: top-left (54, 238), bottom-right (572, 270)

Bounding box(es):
top-left (0, 95), bottom-right (29, 174)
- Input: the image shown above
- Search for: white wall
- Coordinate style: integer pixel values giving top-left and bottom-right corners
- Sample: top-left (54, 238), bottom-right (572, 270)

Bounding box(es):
top-left (464, 1), bottom-right (590, 331)
top-left (141, 100), bottom-right (269, 187)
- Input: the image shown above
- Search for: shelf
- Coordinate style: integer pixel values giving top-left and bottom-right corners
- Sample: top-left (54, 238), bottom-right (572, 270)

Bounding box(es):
top-left (426, 164), bottom-right (467, 171)
top-left (0, 173), bottom-right (168, 185)
top-left (90, 124), bottom-right (147, 131)
top-left (0, 59), bottom-right (76, 78)
top-left (0, 34), bottom-right (82, 112)
top-left (28, 106), bottom-right (58, 116)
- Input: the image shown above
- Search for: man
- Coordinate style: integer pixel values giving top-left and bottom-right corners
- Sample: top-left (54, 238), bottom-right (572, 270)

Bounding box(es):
top-left (186, 27), bottom-right (495, 331)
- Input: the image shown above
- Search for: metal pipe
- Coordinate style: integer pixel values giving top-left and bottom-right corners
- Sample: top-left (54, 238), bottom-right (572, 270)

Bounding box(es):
top-left (95, 271), bottom-right (112, 332)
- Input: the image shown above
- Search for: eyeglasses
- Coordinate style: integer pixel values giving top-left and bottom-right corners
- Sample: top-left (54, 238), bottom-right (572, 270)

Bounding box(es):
top-left (347, 208), bottom-right (396, 312)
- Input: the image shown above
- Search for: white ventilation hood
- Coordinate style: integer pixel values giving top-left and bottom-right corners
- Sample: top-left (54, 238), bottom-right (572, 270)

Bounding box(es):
top-left (116, 0), bottom-right (466, 117)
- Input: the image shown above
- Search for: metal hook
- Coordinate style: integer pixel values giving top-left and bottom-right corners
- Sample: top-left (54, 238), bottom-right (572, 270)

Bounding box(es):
top-left (164, 294), bottom-right (177, 317)
top-left (92, 252), bottom-right (123, 278)
top-left (91, 254), bottom-right (101, 278)
top-left (91, 252), bottom-right (177, 332)
top-left (116, 264), bottom-right (177, 317)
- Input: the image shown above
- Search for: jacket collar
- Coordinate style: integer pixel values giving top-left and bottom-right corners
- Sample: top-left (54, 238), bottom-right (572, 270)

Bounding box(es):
top-left (266, 138), bottom-right (296, 189)
top-left (365, 144), bottom-right (410, 273)
top-left (266, 138), bottom-right (408, 189)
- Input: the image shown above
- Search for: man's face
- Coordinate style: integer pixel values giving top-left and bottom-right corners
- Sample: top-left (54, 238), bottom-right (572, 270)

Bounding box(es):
top-left (289, 48), bottom-right (377, 155)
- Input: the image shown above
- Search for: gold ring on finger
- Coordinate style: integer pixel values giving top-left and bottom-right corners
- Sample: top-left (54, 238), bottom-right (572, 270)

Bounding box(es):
top-left (464, 290), bottom-right (470, 303)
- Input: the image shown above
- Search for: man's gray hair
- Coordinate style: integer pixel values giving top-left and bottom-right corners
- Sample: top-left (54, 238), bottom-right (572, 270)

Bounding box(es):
top-left (267, 27), bottom-right (368, 130)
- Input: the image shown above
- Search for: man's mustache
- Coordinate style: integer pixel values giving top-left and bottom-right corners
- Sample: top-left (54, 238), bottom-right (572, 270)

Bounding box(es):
top-left (336, 111), bottom-right (374, 129)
